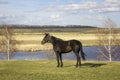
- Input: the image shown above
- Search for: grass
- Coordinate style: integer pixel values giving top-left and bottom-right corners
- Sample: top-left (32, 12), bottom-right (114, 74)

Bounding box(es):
top-left (0, 60), bottom-right (120, 80)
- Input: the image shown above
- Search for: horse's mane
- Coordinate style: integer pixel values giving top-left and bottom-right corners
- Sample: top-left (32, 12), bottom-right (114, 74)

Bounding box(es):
top-left (51, 36), bottom-right (64, 41)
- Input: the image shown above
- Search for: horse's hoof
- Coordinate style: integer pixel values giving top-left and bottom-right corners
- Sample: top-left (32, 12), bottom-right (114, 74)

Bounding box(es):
top-left (57, 65), bottom-right (59, 67)
top-left (60, 64), bottom-right (63, 67)
top-left (75, 64), bottom-right (78, 67)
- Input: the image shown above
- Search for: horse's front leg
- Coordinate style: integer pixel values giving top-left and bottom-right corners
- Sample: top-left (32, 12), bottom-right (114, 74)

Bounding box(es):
top-left (55, 52), bottom-right (60, 67)
top-left (60, 53), bottom-right (63, 67)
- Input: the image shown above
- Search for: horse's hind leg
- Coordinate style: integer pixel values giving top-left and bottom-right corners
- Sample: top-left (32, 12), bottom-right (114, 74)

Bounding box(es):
top-left (71, 44), bottom-right (81, 67)
top-left (74, 52), bottom-right (81, 67)
top-left (78, 53), bottom-right (81, 67)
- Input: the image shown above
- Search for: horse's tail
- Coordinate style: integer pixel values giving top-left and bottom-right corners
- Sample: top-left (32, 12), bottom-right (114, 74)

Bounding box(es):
top-left (81, 48), bottom-right (86, 61)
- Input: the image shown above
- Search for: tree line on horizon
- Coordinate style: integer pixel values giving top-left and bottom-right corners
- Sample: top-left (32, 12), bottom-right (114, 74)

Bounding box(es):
top-left (0, 24), bottom-right (97, 28)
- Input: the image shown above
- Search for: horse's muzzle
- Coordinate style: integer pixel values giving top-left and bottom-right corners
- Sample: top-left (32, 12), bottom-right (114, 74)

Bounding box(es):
top-left (41, 41), bottom-right (45, 45)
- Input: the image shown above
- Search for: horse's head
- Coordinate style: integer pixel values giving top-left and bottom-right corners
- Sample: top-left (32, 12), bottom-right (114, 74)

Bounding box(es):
top-left (41, 33), bottom-right (51, 45)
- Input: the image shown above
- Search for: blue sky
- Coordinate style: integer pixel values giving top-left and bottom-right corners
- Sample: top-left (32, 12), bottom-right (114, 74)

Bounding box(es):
top-left (0, 0), bottom-right (120, 27)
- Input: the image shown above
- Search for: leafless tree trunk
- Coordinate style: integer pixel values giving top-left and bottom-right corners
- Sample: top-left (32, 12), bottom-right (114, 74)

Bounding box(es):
top-left (97, 18), bottom-right (119, 62)
top-left (5, 26), bottom-right (11, 60)
top-left (0, 25), bottom-right (15, 60)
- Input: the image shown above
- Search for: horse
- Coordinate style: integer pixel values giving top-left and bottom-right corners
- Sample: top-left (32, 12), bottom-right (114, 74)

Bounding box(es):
top-left (41, 33), bottom-right (86, 67)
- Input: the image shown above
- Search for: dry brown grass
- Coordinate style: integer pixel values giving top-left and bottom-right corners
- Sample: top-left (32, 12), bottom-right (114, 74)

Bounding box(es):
top-left (0, 28), bottom-right (120, 52)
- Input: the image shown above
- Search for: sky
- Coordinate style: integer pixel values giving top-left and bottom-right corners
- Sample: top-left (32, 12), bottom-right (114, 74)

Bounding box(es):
top-left (0, 0), bottom-right (120, 27)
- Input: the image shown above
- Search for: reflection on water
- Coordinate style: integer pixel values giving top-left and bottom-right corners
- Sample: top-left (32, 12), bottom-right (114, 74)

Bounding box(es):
top-left (0, 46), bottom-right (120, 61)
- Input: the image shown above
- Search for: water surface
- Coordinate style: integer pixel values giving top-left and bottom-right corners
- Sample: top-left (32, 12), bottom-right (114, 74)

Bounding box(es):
top-left (0, 46), bottom-right (120, 61)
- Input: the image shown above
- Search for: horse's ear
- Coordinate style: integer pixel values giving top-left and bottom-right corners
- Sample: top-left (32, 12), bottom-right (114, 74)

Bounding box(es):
top-left (45, 33), bottom-right (50, 36)
top-left (42, 33), bottom-right (45, 35)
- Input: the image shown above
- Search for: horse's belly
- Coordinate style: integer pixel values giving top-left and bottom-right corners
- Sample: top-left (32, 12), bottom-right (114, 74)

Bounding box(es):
top-left (62, 46), bottom-right (72, 53)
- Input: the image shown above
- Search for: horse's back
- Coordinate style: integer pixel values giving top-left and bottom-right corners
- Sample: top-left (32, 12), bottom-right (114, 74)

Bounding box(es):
top-left (69, 40), bottom-right (81, 45)
top-left (69, 40), bottom-right (82, 50)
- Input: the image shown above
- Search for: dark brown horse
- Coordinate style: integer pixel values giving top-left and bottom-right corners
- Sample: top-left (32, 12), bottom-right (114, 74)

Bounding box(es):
top-left (41, 33), bottom-right (86, 67)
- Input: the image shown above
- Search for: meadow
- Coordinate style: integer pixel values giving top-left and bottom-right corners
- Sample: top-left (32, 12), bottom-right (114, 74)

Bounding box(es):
top-left (0, 60), bottom-right (120, 80)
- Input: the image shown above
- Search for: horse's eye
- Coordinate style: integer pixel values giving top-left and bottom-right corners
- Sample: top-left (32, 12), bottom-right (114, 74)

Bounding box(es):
top-left (47, 40), bottom-right (49, 42)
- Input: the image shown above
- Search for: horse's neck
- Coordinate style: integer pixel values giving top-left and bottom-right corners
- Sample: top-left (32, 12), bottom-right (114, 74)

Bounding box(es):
top-left (50, 36), bottom-right (63, 45)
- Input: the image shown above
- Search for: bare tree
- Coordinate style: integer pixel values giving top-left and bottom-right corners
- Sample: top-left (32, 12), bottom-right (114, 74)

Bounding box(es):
top-left (97, 18), bottom-right (119, 62)
top-left (0, 25), bottom-right (16, 60)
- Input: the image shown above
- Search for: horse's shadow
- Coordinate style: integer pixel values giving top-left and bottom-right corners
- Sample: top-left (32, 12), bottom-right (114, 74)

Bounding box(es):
top-left (82, 62), bottom-right (106, 67)
top-left (64, 62), bottom-right (106, 68)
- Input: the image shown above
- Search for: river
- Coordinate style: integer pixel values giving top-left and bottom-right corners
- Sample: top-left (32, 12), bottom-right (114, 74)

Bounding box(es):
top-left (0, 46), bottom-right (120, 61)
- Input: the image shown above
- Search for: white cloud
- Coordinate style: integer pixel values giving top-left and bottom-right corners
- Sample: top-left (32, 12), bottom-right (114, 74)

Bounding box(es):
top-left (47, 1), bottom-right (98, 11)
top-left (84, 15), bottom-right (106, 21)
top-left (105, 0), bottom-right (120, 3)
top-left (46, 0), bottom-right (120, 13)
top-left (95, 15), bottom-right (106, 21)
top-left (91, 7), bottom-right (120, 13)
top-left (90, 0), bottom-right (120, 13)
top-left (68, 2), bottom-right (97, 10)
top-left (50, 14), bottom-right (60, 19)
top-left (50, 14), bottom-right (62, 21)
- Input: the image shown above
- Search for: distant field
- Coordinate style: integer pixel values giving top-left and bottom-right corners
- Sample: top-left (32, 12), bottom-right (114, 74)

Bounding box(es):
top-left (14, 34), bottom-right (99, 51)
top-left (0, 60), bottom-right (120, 80)
top-left (0, 27), bottom-right (120, 51)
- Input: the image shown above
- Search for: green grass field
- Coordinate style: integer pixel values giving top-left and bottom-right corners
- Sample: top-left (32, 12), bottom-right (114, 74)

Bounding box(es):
top-left (0, 60), bottom-right (120, 80)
